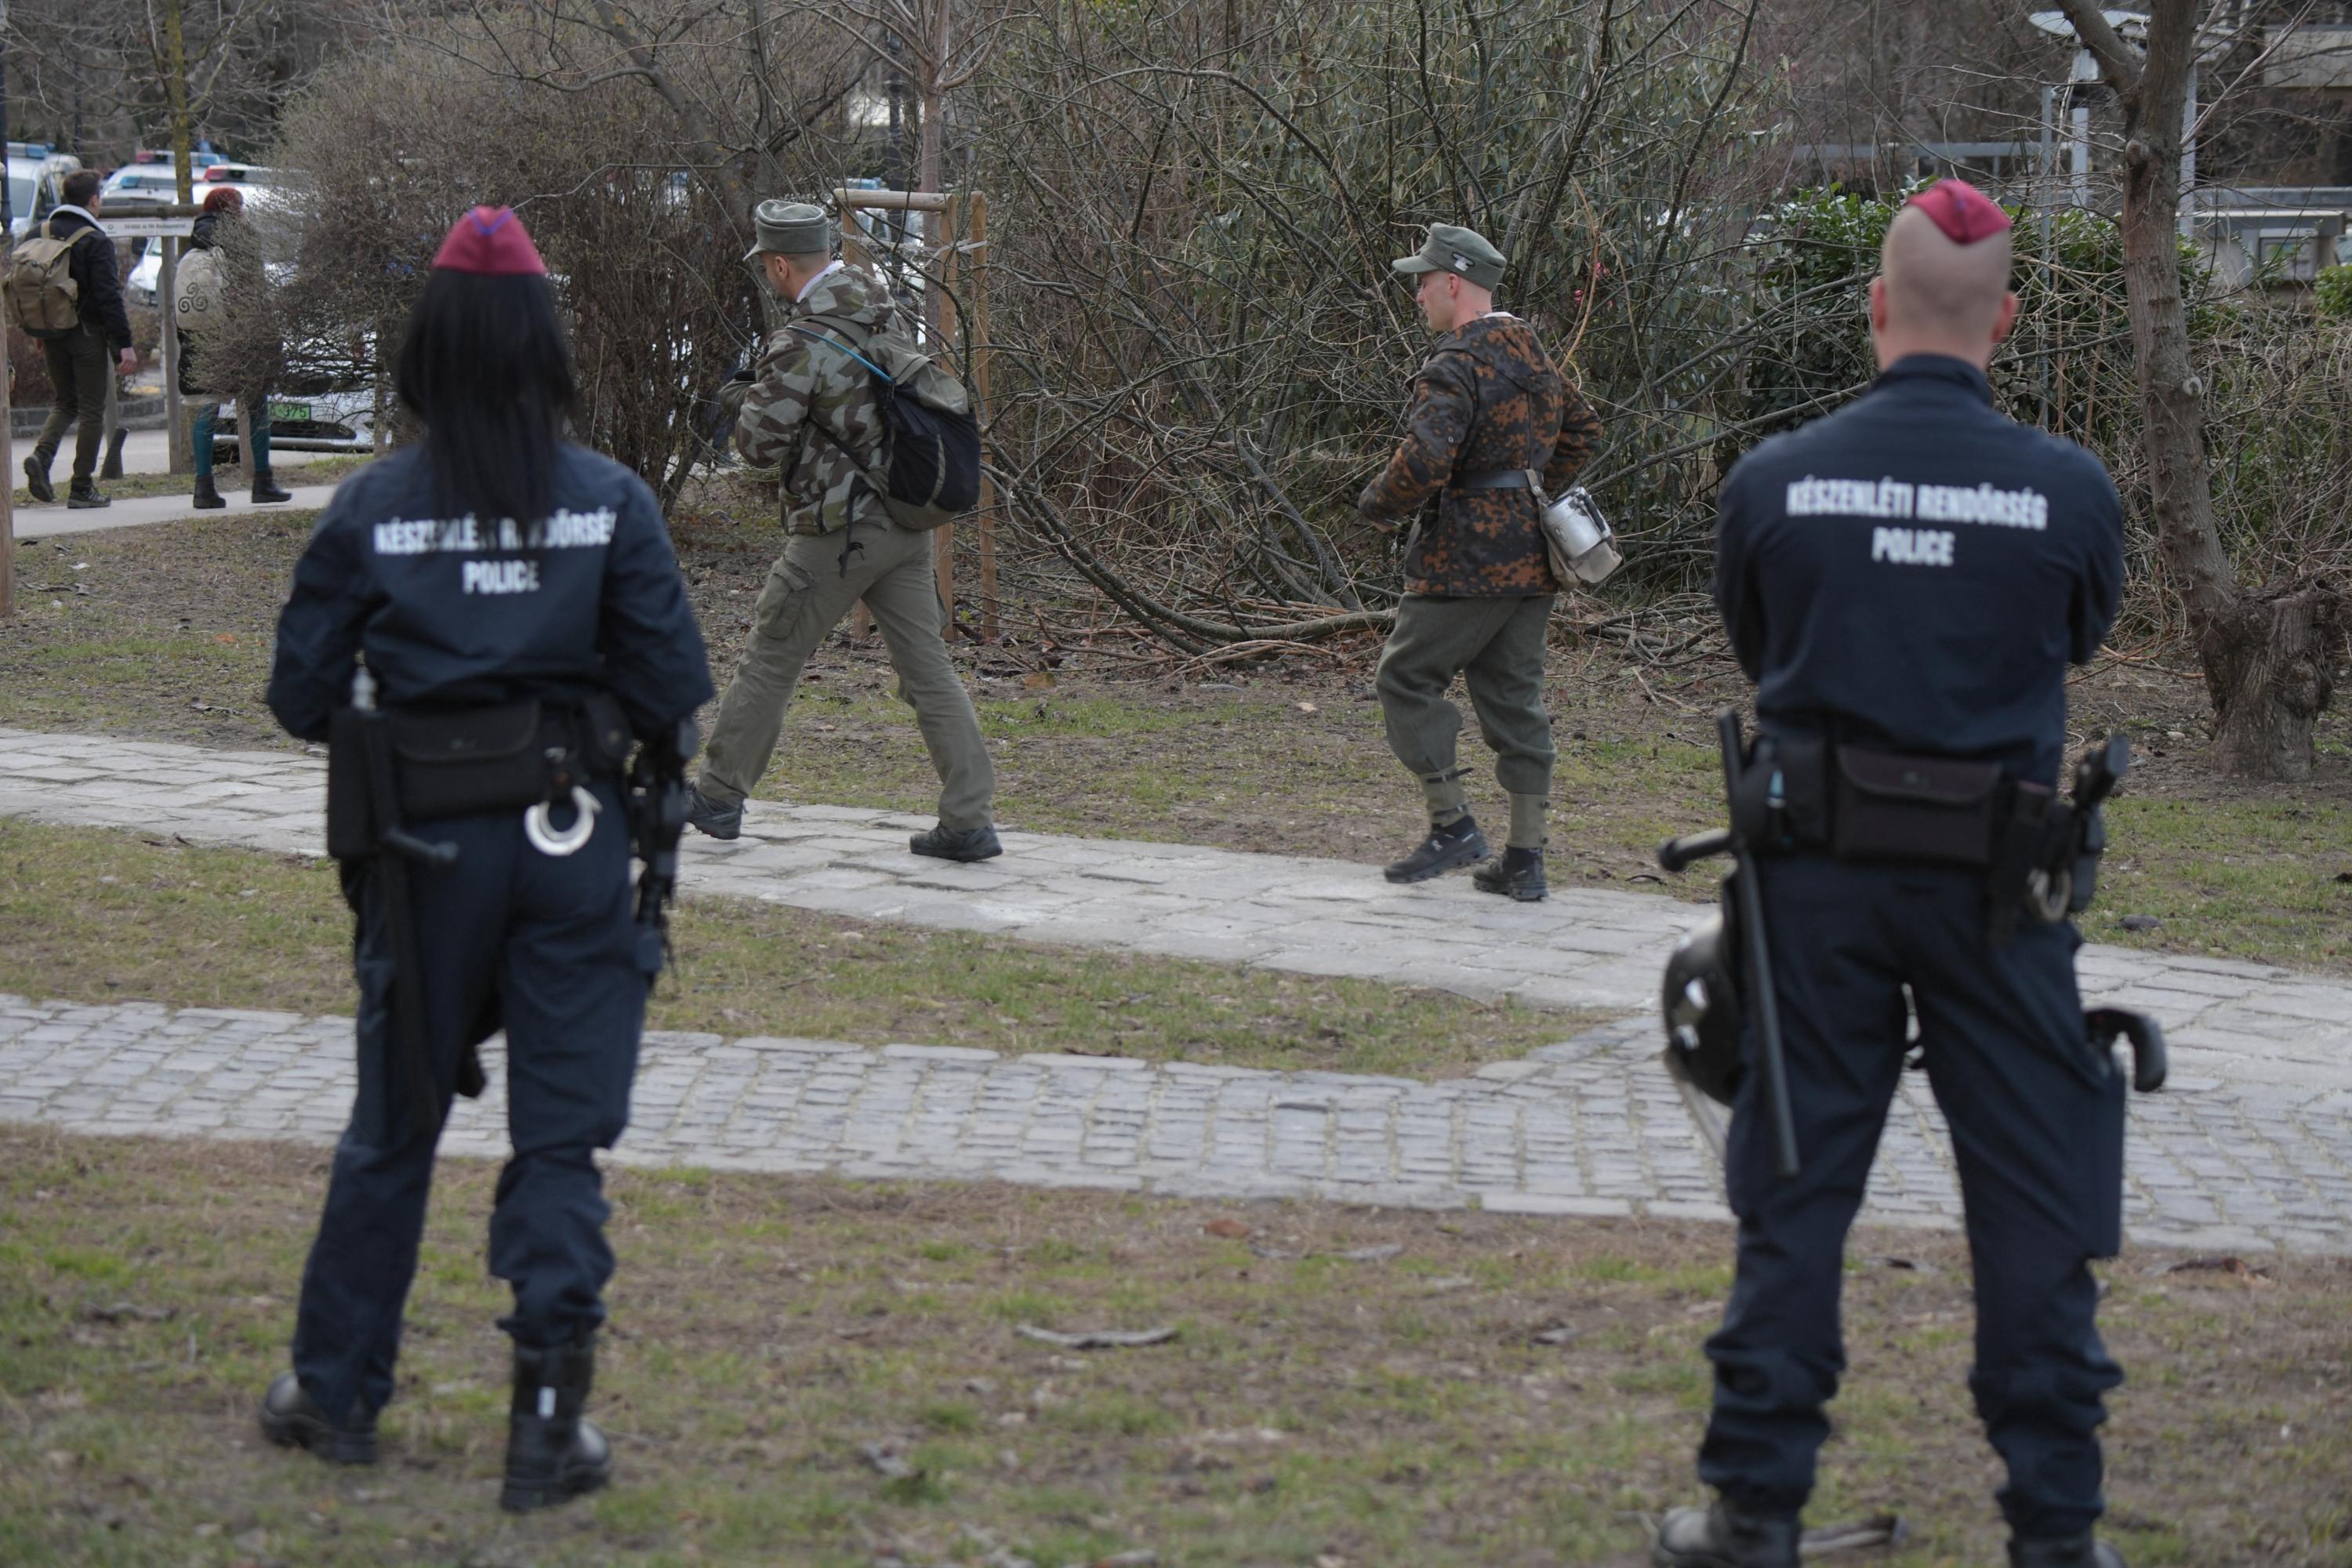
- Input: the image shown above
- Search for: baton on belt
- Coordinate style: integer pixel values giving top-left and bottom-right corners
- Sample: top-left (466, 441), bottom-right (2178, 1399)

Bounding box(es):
top-left (349, 666), bottom-right (459, 1141)
top-left (1660, 712), bottom-right (1801, 1179)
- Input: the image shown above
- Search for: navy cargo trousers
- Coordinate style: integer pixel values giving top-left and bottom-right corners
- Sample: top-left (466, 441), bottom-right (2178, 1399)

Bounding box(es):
top-left (290, 779), bottom-right (644, 1428)
top-left (1699, 854), bottom-right (2127, 1539)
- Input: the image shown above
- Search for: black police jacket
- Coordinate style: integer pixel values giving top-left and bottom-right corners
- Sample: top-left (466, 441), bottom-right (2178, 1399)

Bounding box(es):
top-left (267, 444), bottom-right (715, 742)
top-left (1714, 354), bottom-right (2124, 786)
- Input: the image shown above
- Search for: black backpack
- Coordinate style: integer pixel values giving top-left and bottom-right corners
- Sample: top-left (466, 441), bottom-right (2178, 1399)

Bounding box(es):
top-left (791, 314), bottom-right (981, 531)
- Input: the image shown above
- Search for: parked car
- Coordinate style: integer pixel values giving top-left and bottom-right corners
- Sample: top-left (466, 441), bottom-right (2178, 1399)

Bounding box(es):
top-left (6, 143), bottom-right (81, 239)
top-left (96, 149), bottom-right (234, 214)
top-left (207, 331), bottom-right (384, 461)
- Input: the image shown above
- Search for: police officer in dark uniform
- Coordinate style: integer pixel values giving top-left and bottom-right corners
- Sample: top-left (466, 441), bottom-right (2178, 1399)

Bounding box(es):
top-left (256, 206), bottom-right (713, 1512)
top-left (1653, 181), bottom-right (2129, 1568)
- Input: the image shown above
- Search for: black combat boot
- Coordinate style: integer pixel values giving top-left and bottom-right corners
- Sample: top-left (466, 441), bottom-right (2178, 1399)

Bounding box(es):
top-left (1652, 1499), bottom-right (1801, 1568)
top-left (193, 473), bottom-right (226, 510)
top-left (1472, 846), bottom-right (1548, 902)
top-left (23, 454), bottom-right (55, 503)
top-left (100, 426), bottom-right (128, 479)
top-left (251, 468), bottom-right (293, 503)
top-left (2010, 1535), bottom-right (2126, 1568)
top-left (258, 1371), bottom-right (379, 1465)
top-left (502, 1336), bottom-right (613, 1512)
top-left (1384, 814), bottom-right (1488, 884)
top-left (685, 786), bottom-right (742, 840)
top-left (66, 478), bottom-right (110, 510)
top-left (911, 822), bottom-right (1004, 862)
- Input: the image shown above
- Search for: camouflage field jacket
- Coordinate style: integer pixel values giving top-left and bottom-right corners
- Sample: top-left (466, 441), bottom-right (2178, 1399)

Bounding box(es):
top-left (1356, 314), bottom-right (1604, 597)
top-left (734, 263), bottom-right (895, 536)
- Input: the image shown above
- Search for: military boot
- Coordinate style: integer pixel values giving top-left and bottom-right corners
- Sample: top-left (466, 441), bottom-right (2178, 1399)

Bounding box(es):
top-left (1651, 1499), bottom-right (1801, 1568)
top-left (2009, 1535), bottom-right (2126, 1568)
top-left (911, 823), bottom-right (1004, 862)
top-left (258, 1372), bottom-right (379, 1465)
top-left (685, 786), bottom-right (742, 840)
top-left (1384, 815), bottom-right (1487, 884)
top-left (251, 468), bottom-right (293, 503)
top-left (100, 427), bottom-right (128, 480)
top-left (1472, 846), bottom-right (1548, 902)
top-left (66, 478), bottom-right (111, 510)
top-left (193, 473), bottom-right (226, 510)
top-left (24, 453), bottom-right (55, 503)
top-left (501, 1336), bottom-right (613, 1512)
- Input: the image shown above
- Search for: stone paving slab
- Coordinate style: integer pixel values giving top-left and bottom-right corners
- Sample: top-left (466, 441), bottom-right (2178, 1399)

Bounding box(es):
top-left (5, 727), bottom-right (2348, 1087)
top-left (5, 996), bottom-right (2349, 1255)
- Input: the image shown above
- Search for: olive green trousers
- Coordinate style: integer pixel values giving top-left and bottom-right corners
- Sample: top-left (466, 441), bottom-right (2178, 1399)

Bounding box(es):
top-left (1375, 593), bottom-right (1555, 843)
top-left (700, 517), bottom-right (995, 829)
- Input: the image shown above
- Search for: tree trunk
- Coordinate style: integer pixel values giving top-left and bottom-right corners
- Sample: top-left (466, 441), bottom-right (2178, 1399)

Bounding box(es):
top-left (2058, 0), bottom-right (2346, 779)
top-left (2206, 583), bottom-right (2343, 780)
top-left (163, 0), bottom-right (194, 204)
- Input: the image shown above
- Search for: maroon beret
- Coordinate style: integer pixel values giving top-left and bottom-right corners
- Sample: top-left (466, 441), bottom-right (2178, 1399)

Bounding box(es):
top-left (430, 206), bottom-right (547, 277)
top-left (1903, 179), bottom-right (2013, 245)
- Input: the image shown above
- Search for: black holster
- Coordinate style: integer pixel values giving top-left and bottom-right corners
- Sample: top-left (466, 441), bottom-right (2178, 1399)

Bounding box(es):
top-left (328, 693), bottom-right (630, 854)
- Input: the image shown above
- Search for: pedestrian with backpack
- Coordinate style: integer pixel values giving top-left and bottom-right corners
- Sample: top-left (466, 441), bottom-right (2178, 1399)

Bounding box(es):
top-left (180, 185), bottom-right (292, 510)
top-left (7, 169), bottom-right (136, 509)
top-left (689, 198), bottom-right (999, 862)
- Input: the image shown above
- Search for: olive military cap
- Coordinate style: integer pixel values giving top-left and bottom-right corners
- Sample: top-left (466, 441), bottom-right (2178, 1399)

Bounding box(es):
top-left (1391, 223), bottom-right (1506, 291)
top-left (743, 199), bottom-right (832, 263)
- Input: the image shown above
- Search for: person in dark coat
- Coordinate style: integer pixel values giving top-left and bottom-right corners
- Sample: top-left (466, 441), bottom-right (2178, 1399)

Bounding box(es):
top-left (256, 205), bottom-right (713, 1512)
top-left (22, 169), bottom-right (137, 509)
top-left (181, 184), bottom-right (290, 508)
top-left (1651, 180), bottom-right (2130, 1568)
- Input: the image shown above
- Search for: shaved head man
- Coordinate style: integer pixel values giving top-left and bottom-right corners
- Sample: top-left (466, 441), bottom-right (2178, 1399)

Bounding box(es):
top-left (1651, 178), bottom-right (2132, 1568)
top-left (1871, 195), bottom-right (2020, 370)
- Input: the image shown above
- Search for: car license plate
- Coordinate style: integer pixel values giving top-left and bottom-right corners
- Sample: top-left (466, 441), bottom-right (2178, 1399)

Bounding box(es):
top-left (267, 401), bottom-right (310, 423)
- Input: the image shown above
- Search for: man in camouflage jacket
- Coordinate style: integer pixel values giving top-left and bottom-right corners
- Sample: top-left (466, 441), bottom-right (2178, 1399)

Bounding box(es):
top-left (689, 200), bottom-right (1000, 862)
top-left (1357, 223), bottom-right (1603, 902)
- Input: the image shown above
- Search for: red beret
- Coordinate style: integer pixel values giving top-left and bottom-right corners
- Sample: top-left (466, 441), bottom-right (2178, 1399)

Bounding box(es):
top-left (1903, 179), bottom-right (2013, 245)
top-left (431, 206), bottom-right (547, 277)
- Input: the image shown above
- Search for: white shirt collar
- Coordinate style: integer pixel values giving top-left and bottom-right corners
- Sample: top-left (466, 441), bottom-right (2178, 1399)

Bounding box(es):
top-left (53, 204), bottom-right (100, 228)
top-left (794, 258), bottom-right (846, 304)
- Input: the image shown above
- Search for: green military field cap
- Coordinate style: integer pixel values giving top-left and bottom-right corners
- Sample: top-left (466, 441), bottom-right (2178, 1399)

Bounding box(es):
top-left (743, 198), bottom-right (832, 263)
top-left (1392, 223), bottom-right (1506, 290)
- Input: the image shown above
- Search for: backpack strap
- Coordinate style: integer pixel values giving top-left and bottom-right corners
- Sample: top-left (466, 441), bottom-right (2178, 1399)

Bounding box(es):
top-left (777, 315), bottom-right (892, 510)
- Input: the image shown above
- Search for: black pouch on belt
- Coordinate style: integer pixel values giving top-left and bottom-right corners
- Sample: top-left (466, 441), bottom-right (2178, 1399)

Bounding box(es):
top-left (1828, 746), bottom-right (2004, 866)
top-left (388, 699), bottom-right (550, 821)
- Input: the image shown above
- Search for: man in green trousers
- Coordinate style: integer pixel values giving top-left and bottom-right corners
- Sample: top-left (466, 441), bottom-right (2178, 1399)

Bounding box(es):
top-left (1357, 223), bottom-right (1603, 902)
top-left (690, 200), bottom-right (999, 862)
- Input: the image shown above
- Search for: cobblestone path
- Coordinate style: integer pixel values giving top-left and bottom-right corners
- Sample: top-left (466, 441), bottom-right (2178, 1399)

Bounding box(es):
top-left (5, 997), bottom-right (2349, 1254)
top-left (5, 727), bottom-right (2350, 1252)
top-left (3, 727), bottom-right (2347, 1090)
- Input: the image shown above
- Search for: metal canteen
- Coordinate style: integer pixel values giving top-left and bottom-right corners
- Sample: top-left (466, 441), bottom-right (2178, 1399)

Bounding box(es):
top-left (1541, 487), bottom-right (1624, 585)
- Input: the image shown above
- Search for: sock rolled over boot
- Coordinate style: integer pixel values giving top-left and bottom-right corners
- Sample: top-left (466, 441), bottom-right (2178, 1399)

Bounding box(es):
top-left (1473, 845), bottom-right (1548, 902)
top-left (501, 1336), bottom-right (613, 1512)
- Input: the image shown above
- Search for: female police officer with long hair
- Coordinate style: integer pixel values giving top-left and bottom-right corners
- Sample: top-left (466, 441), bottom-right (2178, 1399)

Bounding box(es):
top-left (256, 205), bottom-right (712, 1511)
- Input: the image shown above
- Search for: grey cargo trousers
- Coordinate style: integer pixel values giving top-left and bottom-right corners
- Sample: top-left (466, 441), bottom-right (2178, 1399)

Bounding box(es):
top-left (700, 516), bottom-right (995, 829)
